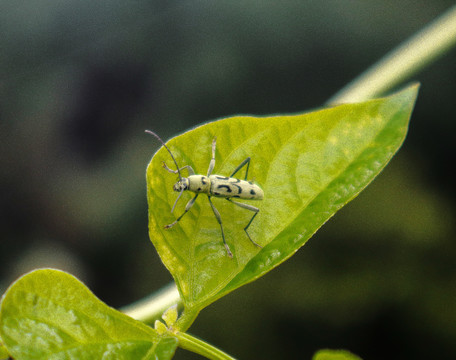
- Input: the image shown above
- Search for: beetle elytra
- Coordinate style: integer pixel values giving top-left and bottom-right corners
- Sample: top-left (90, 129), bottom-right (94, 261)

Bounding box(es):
top-left (146, 130), bottom-right (264, 257)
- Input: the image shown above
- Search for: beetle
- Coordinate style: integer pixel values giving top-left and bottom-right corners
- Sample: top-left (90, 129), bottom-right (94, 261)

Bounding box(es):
top-left (146, 130), bottom-right (264, 257)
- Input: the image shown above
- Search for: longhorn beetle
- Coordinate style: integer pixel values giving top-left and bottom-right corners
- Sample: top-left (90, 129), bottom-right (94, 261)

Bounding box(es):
top-left (146, 130), bottom-right (264, 257)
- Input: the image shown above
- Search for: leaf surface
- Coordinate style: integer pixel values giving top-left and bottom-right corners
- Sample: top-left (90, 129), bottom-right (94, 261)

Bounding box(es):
top-left (0, 269), bottom-right (177, 360)
top-left (312, 349), bottom-right (363, 360)
top-left (146, 85), bottom-right (419, 312)
top-left (0, 342), bottom-right (8, 359)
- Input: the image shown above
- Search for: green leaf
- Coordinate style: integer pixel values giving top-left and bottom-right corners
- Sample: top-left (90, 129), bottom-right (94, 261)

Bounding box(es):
top-left (312, 349), bottom-right (363, 360)
top-left (0, 269), bottom-right (178, 360)
top-left (0, 341), bottom-right (9, 359)
top-left (162, 305), bottom-right (178, 328)
top-left (146, 85), bottom-right (419, 319)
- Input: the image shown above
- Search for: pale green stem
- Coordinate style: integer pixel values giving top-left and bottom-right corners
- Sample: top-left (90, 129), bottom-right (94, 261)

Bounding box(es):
top-left (327, 4), bottom-right (456, 104)
top-left (120, 282), bottom-right (181, 323)
top-left (121, 4), bottom-right (456, 325)
top-left (175, 331), bottom-right (237, 360)
top-left (174, 308), bottom-right (200, 332)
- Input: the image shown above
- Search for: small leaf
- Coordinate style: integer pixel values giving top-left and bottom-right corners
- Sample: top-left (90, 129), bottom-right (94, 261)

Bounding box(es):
top-left (0, 269), bottom-right (178, 360)
top-left (162, 305), bottom-right (178, 328)
top-left (147, 85), bottom-right (419, 315)
top-left (312, 349), bottom-right (363, 360)
top-left (154, 320), bottom-right (168, 335)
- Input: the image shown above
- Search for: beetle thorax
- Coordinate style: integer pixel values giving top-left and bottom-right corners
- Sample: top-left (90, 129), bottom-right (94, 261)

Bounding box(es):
top-left (187, 175), bottom-right (211, 193)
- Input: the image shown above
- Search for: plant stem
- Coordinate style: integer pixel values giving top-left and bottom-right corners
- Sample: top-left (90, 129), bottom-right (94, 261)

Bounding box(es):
top-left (120, 282), bottom-right (181, 324)
top-left (327, 4), bottom-right (456, 104)
top-left (175, 331), bottom-right (237, 360)
top-left (174, 308), bottom-right (200, 332)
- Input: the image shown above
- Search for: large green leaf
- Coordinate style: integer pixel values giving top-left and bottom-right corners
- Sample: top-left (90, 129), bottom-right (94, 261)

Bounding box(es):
top-left (146, 85), bottom-right (418, 315)
top-left (0, 269), bottom-right (178, 360)
top-left (0, 341), bottom-right (8, 359)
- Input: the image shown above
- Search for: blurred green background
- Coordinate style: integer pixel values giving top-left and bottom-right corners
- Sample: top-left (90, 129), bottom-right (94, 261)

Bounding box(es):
top-left (1, 1), bottom-right (455, 359)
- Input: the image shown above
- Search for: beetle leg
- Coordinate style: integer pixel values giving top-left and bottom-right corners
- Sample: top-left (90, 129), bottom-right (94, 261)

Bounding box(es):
top-left (165, 194), bottom-right (198, 228)
top-left (163, 162), bottom-right (195, 176)
top-left (230, 157), bottom-right (251, 180)
top-left (226, 198), bottom-right (261, 248)
top-left (208, 196), bottom-right (233, 257)
top-left (207, 137), bottom-right (217, 176)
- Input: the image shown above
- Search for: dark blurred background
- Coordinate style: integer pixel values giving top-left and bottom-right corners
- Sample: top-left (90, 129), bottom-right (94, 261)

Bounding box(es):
top-left (1, 1), bottom-right (455, 359)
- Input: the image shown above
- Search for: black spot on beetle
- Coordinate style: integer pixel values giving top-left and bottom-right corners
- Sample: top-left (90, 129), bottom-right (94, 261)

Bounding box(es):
top-left (250, 189), bottom-right (256, 195)
top-left (197, 187), bottom-right (202, 191)
top-left (217, 185), bottom-right (232, 192)
top-left (214, 192), bottom-right (221, 196)
top-left (232, 184), bottom-right (242, 194)
top-left (201, 177), bottom-right (207, 184)
top-left (248, 181), bottom-right (254, 185)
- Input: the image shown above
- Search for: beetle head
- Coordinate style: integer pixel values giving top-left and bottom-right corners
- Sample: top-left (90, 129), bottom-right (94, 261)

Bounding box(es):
top-left (173, 178), bottom-right (189, 192)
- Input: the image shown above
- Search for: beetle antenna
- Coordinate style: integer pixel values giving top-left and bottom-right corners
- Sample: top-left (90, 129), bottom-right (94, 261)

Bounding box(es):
top-left (171, 188), bottom-right (184, 213)
top-left (145, 130), bottom-right (182, 180)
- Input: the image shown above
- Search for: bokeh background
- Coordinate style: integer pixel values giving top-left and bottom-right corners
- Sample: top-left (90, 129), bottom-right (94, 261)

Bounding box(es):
top-left (1, 1), bottom-right (455, 359)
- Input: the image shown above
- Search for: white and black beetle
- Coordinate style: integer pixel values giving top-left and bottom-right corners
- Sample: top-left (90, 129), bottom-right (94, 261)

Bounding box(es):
top-left (146, 130), bottom-right (264, 257)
